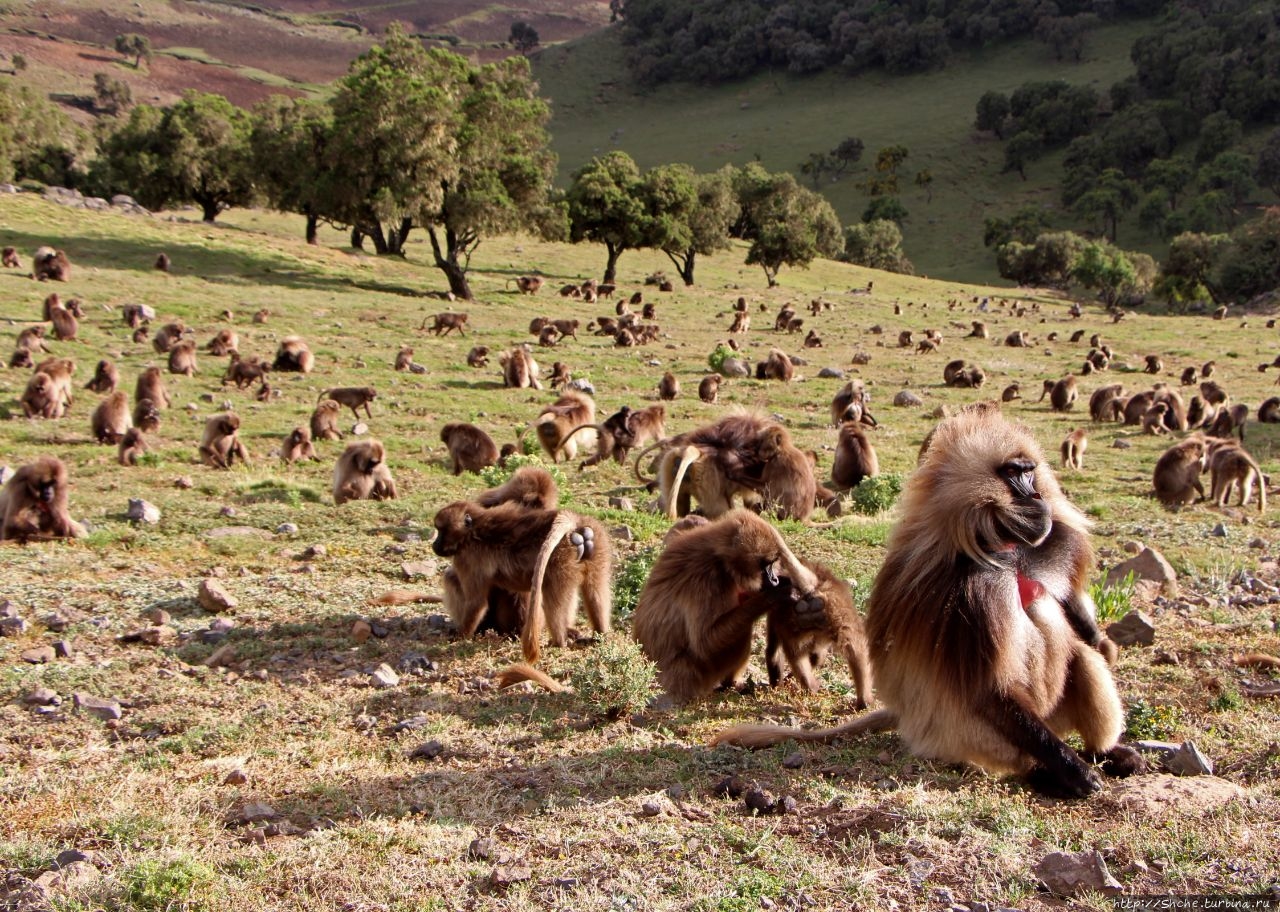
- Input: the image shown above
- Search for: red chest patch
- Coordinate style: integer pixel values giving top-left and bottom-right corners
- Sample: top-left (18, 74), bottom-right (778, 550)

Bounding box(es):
top-left (1017, 574), bottom-right (1045, 609)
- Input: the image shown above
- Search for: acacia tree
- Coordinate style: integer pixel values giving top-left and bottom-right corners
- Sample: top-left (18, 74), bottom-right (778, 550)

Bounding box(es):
top-left (96, 91), bottom-right (254, 221)
top-left (250, 96), bottom-right (335, 245)
top-left (644, 164), bottom-right (737, 286)
top-left (566, 151), bottom-right (648, 284)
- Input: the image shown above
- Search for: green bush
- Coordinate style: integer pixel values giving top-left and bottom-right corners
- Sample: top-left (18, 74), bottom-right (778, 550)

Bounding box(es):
top-left (612, 547), bottom-right (658, 618)
top-left (707, 343), bottom-right (735, 373)
top-left (1125, 699), bottom-right (1181, 741)
top-left (478, 455), bottom-right (567, 491)
top-left (121, 856), bottom-right (218, 912)
top-left (572, 633), bottom-right (657, 718)
top-left (1089, 570), bottom-right (1136, 623)
top-left (848, 473), bottom-right (903, 515)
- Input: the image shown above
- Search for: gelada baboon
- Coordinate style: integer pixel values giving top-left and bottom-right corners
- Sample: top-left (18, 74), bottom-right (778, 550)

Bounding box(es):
top-left (394, 346), bottom-right (414, 371)
top-left (168, 340), bottom-right (198, 376)
top-left (333, 440), bottom-right (397, 504)
top-left (1207, 439), bottom-right (1266, 513)
top-left (199, 413), bottom-right (250, 469)
top-left (281, 426), bottom-right (319, 464)
top-left (32, 247), bottom-right (70, 282)
top-left (152, 321), bottom-right (186, 354)
top-left (319, 387), bottom-right (376, 420)
top-left (634, 510), bottom-right (864, 706)
top-left (832, 422), bottom-right (878, 490)
top-left (715, 409), bottom-right (1140, 799)
top-left (1061, 429), bottom-right (1087, 470)
top-left (135, 366), bottom-right (171, 410)
top-left (699, 375), bottom-right (721, 404)
top-left (273, 336), bottom-right (314, 373)
top-left (432, 500), bottom-right (611, 663)
top-left (22, 371), bottom-right (65, 419)
top-left (310, 399), bottom-right (344, 441)
top-left (85, 359), bottom-right (118, 395)
top-left (0, 456), bottom-right (87, 541)
top-left (466, 346), bottom-right (489, 368)
top-left (132, 398), bottom-right (160, 433)
top-left (1153, 436), bottom-right (1208, 508)
top-left (118, 428), bottom-right (147, 466)
top-left (532, 391), bottom-right (595, 462)
top-left (422, 312), bottom-right (468, 336)
top-left (658, 371), bottom-right (680, 401)
top-left (2, 246), bottom-right (20, 268)
top-left (943, 359), bottom-right (985, 389)
top-left (222, 353), bottom-right (270, 389)
top-left (90, 391), bottom-right (132, 444)
top-left (830, 380), bottom-right (877, 427)
top-left (440, 423), bottom-right (499, 475)
top-left (755, 349), bottom-right (794, 381)
top-left (207, 329), bottom-right (238, 356)
top-left (500, 346), bottom-right (541, 390)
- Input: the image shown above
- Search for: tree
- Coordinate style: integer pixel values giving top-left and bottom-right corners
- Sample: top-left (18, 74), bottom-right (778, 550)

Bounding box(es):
top-left (830, 137), bottom-right (864, 177)
top-left (995, 231), bottom-right (1086, 287)
top-left (873, 144), bottom-right (909, 193)
top-left (0, 80), bottom-right (85, 186)
top-left (1158, 231), bottom-right (1229, 305)
top-left (842, 219), bottom-right (913, 274)
top-left (1143, 157), bottom-right (1194, 211)
top-left (1195, 112), bottom-right (1242, 165)
top-left (93, 73), bottom-right (132, 116)
top-left (1071, 241), bottom-right (1144, 307)
top-left (983, 206), bottom-right (1049, 248)
top-left (114, 33), bottom-right (152, 69)
top-left (1072, 168), bottom-right (1137, 242)
top-left (96, 91), bottom-right (254, 221)
top-left (251, 96), bottom-right (335, 245)
top-left (509, 21), bottom-right (540, 54)
top-left (1256, 128), bottom-right (1280, 198)
top-left (975, 90), bottom-right (1010, 138)
top-left (1003, 131), bottom-right (1042, 180)
top-left (862, 196), bottom-right (907, 225)
top-left (914, 169), bottom-right (933, 203)
top-left (1198, 151), bottom-right (1257, 226)
top-left (798, 151), bottom-right (833, 189)
top-left (734, 166), bottom-right (842, 286)
top-left (1216, 207), bottom-right (1280, 303)
top-left (647, 164), bottom-right (738, 286)
top-left (566, 151), bottom-right (648, 284)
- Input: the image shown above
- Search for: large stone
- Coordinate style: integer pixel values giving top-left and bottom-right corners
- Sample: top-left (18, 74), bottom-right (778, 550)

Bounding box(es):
top-left (0, 616), bottom-right (28, 637)
top-left (72, 693), bottom-right (122, 721)
top-left (1033, 850), bottom-right (1121, 897)
top-left (369, 664), bottom-right (400, 688)
top-left (1107, 610), bottom-right (1156, 647)
top-left (1164, 740), bottom-right (1214, 776)
top-left (1106, 546), bottom-right (1177, 592)
top-left (401, 561), bottom-right (437, 580)
top-left (720, 357), bottom-right (750, 378)
top-left (893, 389), bottom-right (923, 407)
top-left (198, 579), bottom-right (238, 613)
top-left (21, 646), bottom-right (56, 664)
top-left (1103, 774), bottom-right (1245, 815)
top-left (126, 498), bottom-right (161, 525)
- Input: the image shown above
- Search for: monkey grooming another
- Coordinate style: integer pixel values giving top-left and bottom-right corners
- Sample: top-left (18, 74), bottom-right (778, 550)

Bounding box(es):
top-left (715, 409), bottom-right (1140, 799)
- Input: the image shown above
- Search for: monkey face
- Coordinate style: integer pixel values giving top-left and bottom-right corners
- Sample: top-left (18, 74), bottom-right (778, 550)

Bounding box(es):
top-left (994, 459), bottom-right (1052, 549)
top-left (431, 503), bottom-right (471, 556)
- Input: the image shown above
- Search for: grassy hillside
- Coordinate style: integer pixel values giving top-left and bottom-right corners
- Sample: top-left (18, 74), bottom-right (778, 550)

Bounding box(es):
top-left (0, 195), bottom-right (1277, 910)
top-left (535, 22), bottom-right (1151, 284)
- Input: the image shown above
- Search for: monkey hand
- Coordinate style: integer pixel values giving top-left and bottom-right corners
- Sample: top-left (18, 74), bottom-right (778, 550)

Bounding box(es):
top-left (1096, 636), bottom-right (1119, 666)
top-left (569, 526), bottom-right (595, 561)
top-left (791, 591), bottom-right (828, 629)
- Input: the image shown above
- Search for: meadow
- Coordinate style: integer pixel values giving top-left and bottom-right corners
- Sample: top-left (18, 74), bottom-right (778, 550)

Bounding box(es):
top-left (0, 192), bottom-right (1277, 911)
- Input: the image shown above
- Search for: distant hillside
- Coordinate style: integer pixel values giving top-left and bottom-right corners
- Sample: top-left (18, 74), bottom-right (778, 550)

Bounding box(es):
top-left (535, 22), bottom-right (1150, 284)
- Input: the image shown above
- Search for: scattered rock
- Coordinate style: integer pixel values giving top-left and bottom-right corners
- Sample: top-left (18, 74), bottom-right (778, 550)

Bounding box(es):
top-left (782, 752), bottom-right (805, 769)
top-left (204, 643), bottom-right (236, 668)
top-left (0, 616), bottom-right (28, 637)
top-left (51, 640), bottom-right (72, 658)
top-left (850, 351), bottom-right (871, 365)
top-left (220, 506), bottom-right (238, 518)
top-left (817, 367), bottom-right (845, 379)
top-left (20, 646), bottom-right (55, 664)
top-left (893, 389), bottom-right (923, 407)
top-left (720, 357), bottom-right (750, 378)
top-left (53, 849), bottom-right (94, 869)
top-left (744, 786), bottom-right (777, 815)
top-left (223, 769), bottom-right (249, 786)
top-left (930, 405), bottom-right (951, 419)
top-left (1103, 774), bottom-right (1245, 814)
top-left (42, 610), bottom-right (73, 632)
top-left (174, 476), bottom-right (194, 489)
top-left (1106, 546), bottom-right (1177, 592)
top-left (205, 526), bottom-right (269, 540)
top-left (1210, 522), bottom-right (1229, 538)
top-left (72, 693), bottom-right (122, 721)
top-left (352, 422), bottom-right (369, 436)
top-left (608, 496), bottom-right (635, 511)
top-left (401, 560), bottom-right (436, 580)
top-left (300, 544), bottom-right (326, 560)
top-left (1107, 610), bottom-right (1156, 647)
top-left (468, 837), bottom-right (499, 861)
top-left (712, 775), bottom-right (747, 799)
top-left (611, 525), bottom-right (635, 542)
top-left (126, 498), bottom-right (161, 524)
top-left (198, 578), bottom-right (238, 613)
top-left (276, 522), bottom-right (298, 535)
top-left (23, 688), bottom-right (59, 706)
top-left (489, 861), bottom-right (532, 888)
top-left (1249, 537), bottom-right (1266, 549)
top-left (398, 652), bottom-right (436, 675)
top-left (1033, 850), bottom-right (1121, 897)
top-left (369, 663), bottom-right (400, 688)
top-left (144, 608), bottom-right (172, 625)
top-left (409, 740), bottom-right (444, 761)
top-left (640, 799), bottom-right (663, 817)
top-left (1111, 438), bottom-right (1132, 449)
top-left (234, 801), bottom-right (277, 823)
top-left (1121, 540), bottom-right (1143, 554)
top-left (1164, 740), bottom-right (1213, 776)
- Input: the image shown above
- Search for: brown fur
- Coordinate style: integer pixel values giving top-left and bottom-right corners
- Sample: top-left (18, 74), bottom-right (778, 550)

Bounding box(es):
top-left (21, 371), bottom-right (65, 419)
top-left (155, 252), bottom-right (170, 272)
top-left (48, 299), bottom-right (78, 342)
top-left (1088, 384), bottom-right (1124, 422)
top-left (1258, 397), bottom-right (1280, 423)
top-left (658, 372), bottom-right (679, 401)
top-left (699, 375), bottom-right (721, 404)
top-left (222, 353), bottom-right (270, 389)
top-left (755, 349), bottom-right (794, 382)
top-left (1122, 391), bottom-right (1155, 426)
top-left (1047, 375), bottom-right (1078, 412)
top-left (1153, 436), bottom-right (1208, 507)
top-left (803, 329), bottom-right (823, 348)
top-left (714, 410), bottom-right (1136, 799)
top-left (132, 326), bottom-right (149, 344)
top-left (532, 392), bottom-right (595, 462)
top-left (273, 336), bottom-right (315, 373)
top-left (1061, 429), bottom-right (1087, 469)
top-left (632, 510), bottom-right (827, 704)
top-left (152, 322), bottom-right (187, 354)
top-left (0, 456), bottom-right (86, 541)
top-left (15, 325), bottom-right (49, 355)
top-left (969, 321), bottom-right (988, 339)
top-left (552, 319), bottom-right (579, 340)
top-left (281, 426), bottom-right (319, 464)
top-left (310, 400), bottom-right (344, 441)
top-left (943, 359), bottom-right (985, 389)
top-left (122, 304), bottom-right (148, 329)
top-left (1143, 402), bottom-right (1170, 435)
top-left (394, 346), bottom-right (414, 371)
top-left (2, 246), bottom-right (19, 268)
top-left (466, 346), bottom-right (489, 369)
top-left (1005, 330), bottom-right (1030, 347)
top-left (574, 404), bottom-right (666, 469)
top-left (441, 423), bottom-right (500, 475)
top-left (207, 329), bottom-right (238, 357)
top-left (729, 311), bottom-right (750, 333)
top-left (1001, 383), bottom-right (1021, 402)
top-left (319, 386), bottom-right (376, 420)
top-left (423, 312), bottom-right (469, 336)
top-left (500, 346), bottom-right (542, 390)
top-left (199, 413), bottom-right (250, 469)
top-left (168, 340), bottom-right (198, 376)
top-left (132, 398), bottom-right (161, 433)
top-left (832, 422), bottom-right (879, 490)
top-left (1207, 439), bottom-right (1266, 512)
top-left (513, 275), bottom-right (543, 294)
top-left (333, 440), bottom-right (397, 504)
top-left (118, 428), bottom-right (147, 466)
top-left (432, 501), bottom-right (611, 662)
top-left (85, 359), bottom-right (118, 395)
top-left (538, 325), bottom-right (561, 347)
top-left (1153, 384), bottom-right (1189, 431)
top-left (32, 247), bottom-right (70, 282)
top-left (1181, 366), bottom-right (1198, 385)
top-left (549, 362), bottom-right (571, 390)
top-left (90, 391), bottom-right (132, 444)
top-left (1144, 354), bottom-right (1163, 374)
top-left (252, 309), bottom-right (270, 324)
top-left (830, 380), bottom-right (877, 427)
top-left (9, 348), bottom-right (33, 368)
top-left (477, 466), bottom-right (559, 511)
top-left (1199, 380), bottom-right (1229, 406)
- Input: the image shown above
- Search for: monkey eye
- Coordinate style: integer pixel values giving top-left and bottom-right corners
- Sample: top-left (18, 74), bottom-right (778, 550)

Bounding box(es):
top-left (998, 460), bottom-right (1040, 500)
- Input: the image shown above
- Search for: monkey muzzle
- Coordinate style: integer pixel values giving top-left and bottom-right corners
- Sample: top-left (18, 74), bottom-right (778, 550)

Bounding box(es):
top-left (996, 461), bottom-right (1053, 548)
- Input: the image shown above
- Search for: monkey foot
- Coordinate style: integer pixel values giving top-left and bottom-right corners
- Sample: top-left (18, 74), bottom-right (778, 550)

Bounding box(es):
top-left (1087, 743), bottom-right (1146, 778)
top-left (1024, 761), bottom-right (1102, 799)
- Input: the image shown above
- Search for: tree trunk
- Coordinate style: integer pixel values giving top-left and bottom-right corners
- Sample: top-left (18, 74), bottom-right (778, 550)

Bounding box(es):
top-left (427, 226), bottom-right (474, 300)
top-left (197, 196), bottom-right (220, 222)
top-left (385, 217), bottom-right (413, 256)
top-left (351, 227), bottom-right (364, 251)
top-left (679, 249), bottom-right (696, 286)
top-left (367, 223), bottom-right (389, 255)
top-left (603, 242), bottom-right (623, 285)
top-left (763, 263), bottom-right (779, 287)
top-left (305, 213), bottom-right (319, 246)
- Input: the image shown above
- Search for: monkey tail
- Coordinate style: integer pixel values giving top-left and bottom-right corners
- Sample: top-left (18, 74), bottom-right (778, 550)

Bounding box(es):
top-left (562, 422), bottom-right (606, 446)
top-left (710, 709), bottom-right (896, 749)
top-left (523, 512), bottom-right (577, 663)
top-left (370, 589), bottom-right (442, 606)
top-left (496, 662), bottom-right (567, 693)
top-left (666, 445), bottom-right (701, 519)
top-left (632, 439), bottom-right (670, 484)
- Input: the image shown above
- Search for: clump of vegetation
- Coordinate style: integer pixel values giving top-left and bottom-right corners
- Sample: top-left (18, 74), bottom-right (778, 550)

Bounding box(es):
top-left (848, 473), bottom-right (902, 515)
top-left (1210, 687), bottom-right (1244, 713)
top-left (478, 455), bottom-right (566, 491)
top-left (707, 343), bottom-right (735, 373)
top-left (236, 479), bottom-right (323, 506)
top-left (120, 855), bottom-right (218, 912)
top-left (1125, 699), bottom-right (1182, 741)
top-left (572, 633), bottom-right (657, 719)
top-left (612, 547), bottom-right (658, 618)
top-left (1089, 570), bottom-right (1137, 623)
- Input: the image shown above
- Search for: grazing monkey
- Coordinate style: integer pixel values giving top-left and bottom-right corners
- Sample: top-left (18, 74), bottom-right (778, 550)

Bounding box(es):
top-left (529, 317), bottom-right (550, 336)
top-left (441, 423), bottom-right (499, 475)
top-left (281, 426), bottom-right (319, 464)
top-left (252, 308), bottom-right (270, 324)
top-left (155, 252), bottom-right (170, 272)
top-left (572, 404), bottom-right (665, 469)
top-left (633, 511), bottom-right (865, 706)
top-left (132, 398), bottom-right (161, 433)
top-left (1258, 397), bottom-right (1280, 424)
top-left (199, 413), bottom-right (250, 468)
top-left (537, 325), bottom-right (561, 347)
top-left (1061, 429), bottom-right (1087, 470)
top-left (1001, 383), bottom-right (1021, 403)
top-left (432, 500), bottom-right (611, 662)
top-left (32, 247), bottom-right (71, 282)
top-left (552, 319), bottom-right (580, 340)
top-left (423, 312), bottom-right (469, 336)
top-left (207, 329), bottom-right (238, 356)
top-left (48, 299), bottom-right (78, 342)
top-left (943, 359), bottom-right (985, 388)
top-left (1143, 402), bottom-right (1171, 435)
top-left (832, 422), bottom-right (879, 490)
top-left (333, 440), bottom-right (397, 504)
top-left (319, 386), bottom-right (376, 420)
top-left (2, 246), bottom-right (19, 268)
top-left (0, 457), bottom-right (86, 541)
top-left (658, 372), bottom-right (680, 401)
top-left (512, 275), bottom-right (543, 294)
top-left (477, 466), bottom-right (559, 511)
top-left (15, 325), bottom-right (50, 356)
top-left (1180, 366), bottom-right (1199, 385)
top-left (699, 374), bottom-right (721, 404)
top-left (729, 311), bottom-right (750, 333)
top-left (118, 428), bottom-right (147, 466)
top-left (755, 349), bottom-right (794, 382)
top-left (715, 409), bottom-right (1140, 799)
top-left (91, 391), bottom-right (132, 444)
top-left (532, 391), bottom-right (595, 462)
top-left (132, 326), bottom-right (149, 344)
top-left (85, 359), bottom-right (119, 395)
top-left (394, 346), bottom-right (414, 371)
top-left (273, 336), bottom-right (314, 373)
top-left (1207, 439), bottom-right (1266, 512)
top-left (466, 345), bottom-right (489, 369)
top-left (1153, 436), bottom-right (1209, 507)
top-left (969, 321), bottom-right (988, 339)
top-left (1201, 360), bottom-right (1216, 378)
top-left (549, 361), bottom-right (571, 390)
top-left (500, 346), bottom-right (542, 390)
top-left (152, 322), bottom-right (186, 354)
top-left (310, 400), bottom-right (344, 441)
top-left (168, 340), bottom-right (198, 376)
top-left (122, 304), bottom-right (148, 329)
top-left (1144, 354), bottom-right (1163, 374)
top-left (1005, 330), bottom-right (1030, 347)
top-left (222, 353), bottom-right (270, 389)
top-left (1047, 375), bottom-right (1078, 411)
top-left (1088, 384), bottom-right (1124, 422)
top-left (9, 348), bottom-right (33, 368)
top-left (255, 381), bottom-right (273, 402)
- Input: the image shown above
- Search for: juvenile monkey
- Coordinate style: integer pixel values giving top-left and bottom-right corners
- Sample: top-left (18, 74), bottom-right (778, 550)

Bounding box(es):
top-left (477, 466), bottom-right (559, 510)
top-left (549, 362), bottom-right (571, 390)
top-left (90, 391), bottom-right (132, 444)
top-left (168, 340), bottom-right (198, 376)
top-left (423, 312), bottom-right (468, 336)
top-left (15, 325), bottom-right (50, 356)
top-left (1061, 428), bottom-right (1087, 469)
top-left (1088, 384), bottom-right (1124, 422)
top-left (0, 457), bottom-right (86, 541)
top-left (394, 346), bottom-right (414, 371)
top-left (333, 440), bottom-right (397, 504)
top-left (658, 372), bottom-right (680, 401)
top-left (440, 423), bottom-right (500, 475)
top-left (132, 398), bottom-right (161, 433)
top-left (466, 346), bottom-right (490, 369)
top-left (85, 359), bottom-right (119, 395)
top-left (135, 367), bottom-right (171, 410)
top-left (310, 400), bottom-right (344, 441)
top-left (199, 413), bottom-right (250, 468)
top-left (1144, 354), bottom-right (1163, 374)
top-left (34, 357), bottom-right (75, 412)
top-left (831, 422), bottom-right (879, 490)
top-left (152, 322), bottom-right (187, 354)
top-left (281, 426), bottom-right (319, 464)
top-left (699, 375), bottom-right (721, 404)
top-left (1001, 383), bottom-right (1021, 403)
top-left (1143, 402), bottom-right (1170, 435)
top-left (273, 336), bottom-right (314, 373)
top-left (32, 247), bottom-right (71, 282)
top-left (118, 428), bottom-right (147, 466)
top-left (222, 353), bottom-right (270, 389)
top-left (48, 298), bottom-right (78, 342)
top-left (207, 329), bottom-right (238, 357)
top-left (319, 387), bottom-right (376, 420)
top-left (2, 246), bottom-right (20, 268)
